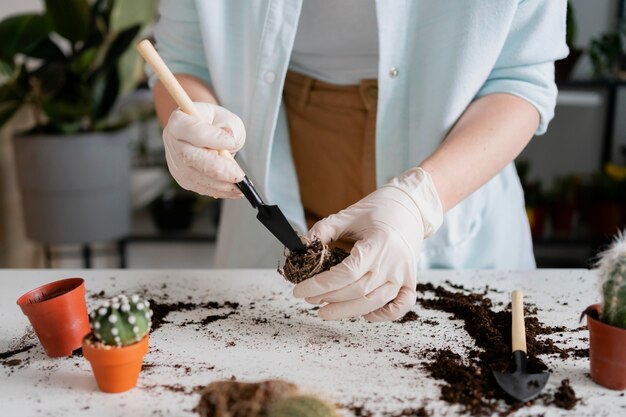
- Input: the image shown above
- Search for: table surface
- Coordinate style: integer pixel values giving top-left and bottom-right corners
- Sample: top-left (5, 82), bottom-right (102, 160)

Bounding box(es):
top-left (0, 269), bottom-right (623, 417)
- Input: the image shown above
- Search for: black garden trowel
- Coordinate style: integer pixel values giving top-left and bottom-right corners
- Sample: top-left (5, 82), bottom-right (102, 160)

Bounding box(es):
top-left (137, 40), bottom-right (305, 253)
top-left (493, 290), bottom-right (550, 402)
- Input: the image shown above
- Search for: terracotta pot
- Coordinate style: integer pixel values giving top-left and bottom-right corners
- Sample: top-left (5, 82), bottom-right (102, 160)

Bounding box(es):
top-left (586, 304), bottom-right (626, 390)
top-left (82, 334), bottom-right (149, 393)
top-left (16, 277), bottom-right (90, 357)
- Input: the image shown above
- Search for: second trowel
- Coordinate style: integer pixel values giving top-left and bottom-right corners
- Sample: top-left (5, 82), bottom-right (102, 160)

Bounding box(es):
top-left (137, 40), bottom-right (305, 253)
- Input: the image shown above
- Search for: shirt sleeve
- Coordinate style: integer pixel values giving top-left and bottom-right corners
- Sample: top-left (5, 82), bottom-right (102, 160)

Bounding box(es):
top-left (146, 0), bottom-right (212, 89)
top-left (474, 0), bottom-right (568, 135)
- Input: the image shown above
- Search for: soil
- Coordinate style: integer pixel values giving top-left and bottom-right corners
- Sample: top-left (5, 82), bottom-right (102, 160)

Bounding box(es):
top-left (550, 379), bottom-right (578, 410)
top-left (0, 344), bottom-right (35, 360)
top-left (279, 238), bottom-right (349, 284)
top-left (196, 380), bottom-right (298, 417)
top-left (414, 283), bottom-right (579, 415)
top-left (396, 311), bottom-right (419, 323)
top-left (150, 300), bottom-right (240, 331)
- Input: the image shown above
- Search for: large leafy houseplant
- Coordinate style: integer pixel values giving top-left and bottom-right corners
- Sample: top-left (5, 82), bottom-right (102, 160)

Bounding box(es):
top-left (1, 0), bottom-right (156, 246)
top-left (0, 0), bottom-right (144, 133)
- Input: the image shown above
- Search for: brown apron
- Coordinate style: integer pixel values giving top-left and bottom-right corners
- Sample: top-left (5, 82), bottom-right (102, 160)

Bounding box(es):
top-left (283, 71), bottom-right (378, 249)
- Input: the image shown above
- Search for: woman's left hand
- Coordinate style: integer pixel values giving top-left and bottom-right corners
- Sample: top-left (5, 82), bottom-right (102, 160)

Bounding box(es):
top-left (293, 167), bottom-right (443, 322)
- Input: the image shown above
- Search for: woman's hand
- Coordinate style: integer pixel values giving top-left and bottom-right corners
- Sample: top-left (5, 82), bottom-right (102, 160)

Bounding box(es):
top-left (293, 168), bottom-right (443, 322)
top-left (162, 102), bottom-right (246, 199)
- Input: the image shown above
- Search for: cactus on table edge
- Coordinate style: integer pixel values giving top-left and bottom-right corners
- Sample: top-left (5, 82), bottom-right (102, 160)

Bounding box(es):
top-left (89, 294), bottom-right (153, 347)
top-left (267, 395), bottom-right (340, 417)
top-left (598, 231), bottom-right (626, 329)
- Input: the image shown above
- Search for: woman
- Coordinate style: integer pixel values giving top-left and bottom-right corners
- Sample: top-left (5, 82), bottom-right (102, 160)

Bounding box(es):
top-left (149, 0), bottom-right (568, 322)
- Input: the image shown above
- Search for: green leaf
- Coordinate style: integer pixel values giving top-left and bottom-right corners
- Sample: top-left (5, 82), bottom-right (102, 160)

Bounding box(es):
top-left (45, 0), bottom-right (90, 43)
top-left (0, 14), bottom-right (52, 63)
top-left (101, 24), bottom-right (141, 73)
top-left (92, 68), bottom-right (120, 120)
top-left (26, 37), bottom-right (66, 61)
top-left (70, 47), bottom-right (98, 74)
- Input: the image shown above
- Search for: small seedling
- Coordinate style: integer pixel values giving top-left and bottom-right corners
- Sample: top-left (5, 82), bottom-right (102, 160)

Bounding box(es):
top-left (89, 294), bottom-right (153, 347)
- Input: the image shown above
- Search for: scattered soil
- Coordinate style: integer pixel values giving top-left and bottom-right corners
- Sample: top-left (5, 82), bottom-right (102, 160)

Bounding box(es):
top-left (549, 379), bottom-right (578, 410)
top-left (0, 344), bottom-right (35, 361)
top-left (387, 407), bottom-right (430, 417)
top-left (396, 311), bottom-right (419, 323)
top-left (340, 403), bottom-right (374, 417)
top-left (196, 380), bottom-right (298, 417)
top-left (415, 283), bottom-right (579, 415)
top-left (150, 300), bottom-right (239, 331)
top-left (279, 238), bottom-right (348, 284)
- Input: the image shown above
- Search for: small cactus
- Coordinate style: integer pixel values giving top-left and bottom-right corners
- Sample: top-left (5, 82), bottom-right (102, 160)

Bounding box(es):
top-left (267, 395), bottom-right (340, 417)
top-left (598, 231), bottom-right (626, 329)
top-left (89, 294), bottom-right (152, 347)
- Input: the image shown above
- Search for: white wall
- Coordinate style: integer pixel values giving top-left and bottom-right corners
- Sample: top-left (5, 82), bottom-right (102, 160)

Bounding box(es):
top-left (0, 0), bottom-right (42, 18)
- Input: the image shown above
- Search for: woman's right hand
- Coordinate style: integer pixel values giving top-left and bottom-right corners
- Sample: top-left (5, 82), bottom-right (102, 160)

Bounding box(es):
top-left (162, 102), bottom-right (246, 199)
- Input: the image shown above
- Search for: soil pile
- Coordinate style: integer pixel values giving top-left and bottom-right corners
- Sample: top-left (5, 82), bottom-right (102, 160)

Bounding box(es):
top-left (196, 380), bottom-right (299, 417)
top-left (415, 283), bottom-right (579, 415)
top-left (279, 239), bottom-right (348, 284)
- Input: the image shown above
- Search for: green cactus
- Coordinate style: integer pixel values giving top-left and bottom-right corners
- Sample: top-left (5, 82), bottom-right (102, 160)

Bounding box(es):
top-left (89, 294), bottom-right (153, 347)
top-left (267, 395), bottom-right (340, 417)
top-left (598, 231), bottom-right (626, 329)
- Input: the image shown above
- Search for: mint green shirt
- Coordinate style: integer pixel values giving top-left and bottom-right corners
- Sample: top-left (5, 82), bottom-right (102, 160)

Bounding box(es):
top-left (149, 0), bottom-right (568, 269)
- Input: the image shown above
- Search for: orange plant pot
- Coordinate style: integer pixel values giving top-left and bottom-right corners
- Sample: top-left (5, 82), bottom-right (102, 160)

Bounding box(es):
top-left (587, 304), bottom-right (626, 390)
top-left (16, 277), bottom-right (90, 357)
top-left (82, 334), bottom-right (149, 393)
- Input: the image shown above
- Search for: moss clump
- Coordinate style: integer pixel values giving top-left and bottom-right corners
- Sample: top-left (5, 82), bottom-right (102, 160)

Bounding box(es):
top-left (196, 380), bottom-right (338, 417)
top-left (278, 238), bottom-right (348, 284)
top-left (267, 394), bottom-right (340, 417)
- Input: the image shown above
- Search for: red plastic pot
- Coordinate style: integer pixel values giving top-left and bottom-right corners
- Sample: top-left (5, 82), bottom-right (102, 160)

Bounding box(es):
top-left (16, 277), bottom-right (90, 357)
top-left (82, 334), bottom-right (149, 393)
top-left (586, 304), bottom-right (626, 390)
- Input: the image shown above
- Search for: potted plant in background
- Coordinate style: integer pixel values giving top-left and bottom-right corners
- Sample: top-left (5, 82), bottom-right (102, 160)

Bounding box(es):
top-left (149, 181), bottom-right (199, 233)
top-left (584, 231), bottom-right (626, 390)
top-left (82, 293), bottom-right (152, 393)
top-left (548, 174), bottom-right (582, 237)
top-left (555, 1), bottom-right (583, 81)
top-left (589, 164), bottom-right (626, 238)
top-left (589, 20), bottom-right (626, 80)
top-left (0, 0), bottom-right (154, 246)
top-left (516, 160), bottom-right (547, 239)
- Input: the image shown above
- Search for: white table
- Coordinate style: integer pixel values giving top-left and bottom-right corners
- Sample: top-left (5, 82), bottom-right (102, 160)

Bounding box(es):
top-left (0, 269), bottom-right (623, 416)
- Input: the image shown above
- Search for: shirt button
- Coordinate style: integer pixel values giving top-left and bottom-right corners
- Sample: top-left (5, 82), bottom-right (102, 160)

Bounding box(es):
top-left (264, 71), bottom-right (276, 83)
top-left (389, 67), bottom-right (399, 78)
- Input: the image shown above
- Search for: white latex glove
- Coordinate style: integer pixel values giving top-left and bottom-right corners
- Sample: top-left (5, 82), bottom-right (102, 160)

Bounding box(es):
top-left (293, 167), bottom-right (443, 322)
top-left (162, 102), bottom-right (246, 198)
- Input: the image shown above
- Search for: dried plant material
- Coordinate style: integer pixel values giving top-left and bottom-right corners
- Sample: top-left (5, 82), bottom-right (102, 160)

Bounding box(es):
top-left (278, 238), bottom-right (349, 284)
top-left (196, 380), bottom-right (298, 417)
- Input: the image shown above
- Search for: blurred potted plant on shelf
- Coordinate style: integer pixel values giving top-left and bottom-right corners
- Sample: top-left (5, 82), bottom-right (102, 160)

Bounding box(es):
top-left (516, 160), bottom-right (547, 238)
top-left (149, 181), bottom-right (199, 233)
top-left (555, 1), bottom-right (583, 81)
top-left (0, 0), bottom-right (155, 246)
top-left (589, 164), bottom-right (626, 238)
top-left (589, 20), bottom-right (626, 80)
top-left (548, 174), bottom-right (582, 237)
top-left (583, 231), bottom-right (626, 390)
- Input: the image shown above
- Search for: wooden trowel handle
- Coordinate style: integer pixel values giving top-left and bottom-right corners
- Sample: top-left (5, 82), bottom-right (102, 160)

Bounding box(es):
top-left (136, 39), bottom-right (234, 161)
top-left (511, 290), bottom-right (527, 353)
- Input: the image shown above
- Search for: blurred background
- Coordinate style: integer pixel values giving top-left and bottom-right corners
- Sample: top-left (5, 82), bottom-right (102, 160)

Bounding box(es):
top-left (1, 0), bottom-right (625, 269)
